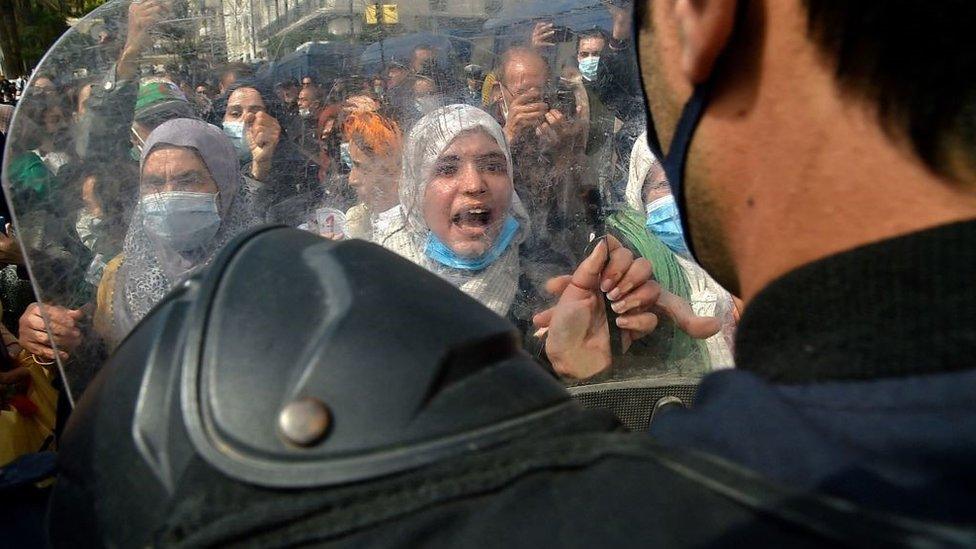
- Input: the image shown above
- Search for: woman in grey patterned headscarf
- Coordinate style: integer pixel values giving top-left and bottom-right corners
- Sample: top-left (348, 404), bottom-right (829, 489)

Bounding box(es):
top-left (94, 118), bottom-right (263, 348)
top-left (381, 104), bottom-right (530, 317)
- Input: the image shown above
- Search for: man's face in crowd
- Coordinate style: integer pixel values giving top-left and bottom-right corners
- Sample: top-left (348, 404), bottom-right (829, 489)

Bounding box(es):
top-left (34, 77), bottom-right (56, 96)
top-left (577, 36), bottom-right (606, 62)
top-left (500, 52), bottom-right (548, 106)
top-left (224, 87), bottom-right (267, 124)
top-left (467, 77), bottom-right (480, 92)
top-left (276, 85), bottom-right (297, 106)
top-left (141, 146), bottom-right (219, 196)
top-left (43, 104), bottom-right (68, 134)
top-left (302, 77), bottom-right (314, 88)
top-left (387, 66), bottom-right (408, 88)
top-left (195, 85), bottom-right (208, 97)
top-left (297, 88), bottom-right (320, 112)
top-left (413, 78), bottom-right (436, 97)
top-left (412, 49), bottom-right (435, 72)
top-left (219, 73), bottom-right (237, 93)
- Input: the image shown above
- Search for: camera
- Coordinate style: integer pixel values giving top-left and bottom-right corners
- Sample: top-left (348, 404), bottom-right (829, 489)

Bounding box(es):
top-left (544, 80), bottom-right (577, 117)
top-left (549, 25), bottom-right (575, 42)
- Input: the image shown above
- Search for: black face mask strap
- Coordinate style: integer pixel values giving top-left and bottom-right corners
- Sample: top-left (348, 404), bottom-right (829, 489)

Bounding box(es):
top-left (644, 83), bottom-right (712, 263)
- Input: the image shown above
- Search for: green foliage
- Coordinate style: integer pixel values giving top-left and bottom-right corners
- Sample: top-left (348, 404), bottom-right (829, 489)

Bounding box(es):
top-left (16, 5), bottom-right (69, 66)
top-left (79, 0), bottom-right (111, 13)
top-left (0, 0), bottom-right (110, 75)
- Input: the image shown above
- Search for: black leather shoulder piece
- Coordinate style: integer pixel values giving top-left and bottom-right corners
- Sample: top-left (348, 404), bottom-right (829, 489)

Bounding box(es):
top-left (158, 429), bottom-right (976, 548)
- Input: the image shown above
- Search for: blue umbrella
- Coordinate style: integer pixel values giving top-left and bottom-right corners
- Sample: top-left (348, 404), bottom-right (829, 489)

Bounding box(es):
top-left (483, 0), bottom-right (611, 32)
top-left (360, 33), bottom-right (456, 73)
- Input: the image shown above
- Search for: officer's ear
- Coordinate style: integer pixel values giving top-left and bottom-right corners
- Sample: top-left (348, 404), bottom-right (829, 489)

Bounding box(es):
top-left (674, 0), bottom-right (738, 83)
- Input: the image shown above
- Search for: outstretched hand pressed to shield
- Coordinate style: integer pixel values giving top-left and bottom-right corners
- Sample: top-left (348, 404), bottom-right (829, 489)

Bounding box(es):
top-left (534, 235), bottom-right (720, 380)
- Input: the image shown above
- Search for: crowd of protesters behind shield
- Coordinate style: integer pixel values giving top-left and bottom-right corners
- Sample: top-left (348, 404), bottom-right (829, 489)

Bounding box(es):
top-left (0, 0), bottom-right (738, 463)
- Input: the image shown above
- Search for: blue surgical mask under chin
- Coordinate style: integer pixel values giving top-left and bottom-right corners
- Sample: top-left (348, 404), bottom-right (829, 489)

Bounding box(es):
top-left (425, 215), bottom-right (519, 271)
top-left (222, 121), bottom-right (252, 163)
top-left (578, 56), bottom-right (600, 81)
top-left (646, 195), bottom-right (690, 257)
top-left (141, 191), bottom-right (222, 252)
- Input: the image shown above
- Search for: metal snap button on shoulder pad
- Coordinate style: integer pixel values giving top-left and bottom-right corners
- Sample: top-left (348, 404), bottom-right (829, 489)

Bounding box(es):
top-left (278, 397), bottom-right (331, 447)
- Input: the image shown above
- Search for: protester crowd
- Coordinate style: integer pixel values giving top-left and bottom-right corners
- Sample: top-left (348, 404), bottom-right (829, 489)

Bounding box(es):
top-left (0, 1), bottom-right (738, 462)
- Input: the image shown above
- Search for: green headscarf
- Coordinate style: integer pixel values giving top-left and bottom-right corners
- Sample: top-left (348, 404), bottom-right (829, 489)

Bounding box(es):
top-left (607, 207), bottom-right (708, 367)
top-left (7, 152), bottom-right (55, 201)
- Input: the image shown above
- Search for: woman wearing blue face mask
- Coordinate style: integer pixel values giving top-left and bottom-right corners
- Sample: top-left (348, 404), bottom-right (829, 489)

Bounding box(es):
top-left (386, 105), bottom-right (713, 375)
top-left (621, 130), bottom-right (737, 370)
top-left (216, 81), bottom-right (317, 208)
top-left (219, 83), bottom-right (282, 177)
top-left (92, 118), bottom-right (264, 349)
top-left (384, 104), bottom-right (531, 318)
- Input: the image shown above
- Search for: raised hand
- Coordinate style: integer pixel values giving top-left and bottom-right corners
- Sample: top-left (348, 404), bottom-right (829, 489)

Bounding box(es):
top-left (534, 236), bottom-right (720, 379)
top-left (531, 21), bottom-right (557, 48)
top-left (502, 87), bottom-right (548, 144)
top-left (119, 0), bottom-right (173, 79)
top-left (245, 111), bottom-right (281, 180)
top-left (18, 303), bottom-right (85, 362)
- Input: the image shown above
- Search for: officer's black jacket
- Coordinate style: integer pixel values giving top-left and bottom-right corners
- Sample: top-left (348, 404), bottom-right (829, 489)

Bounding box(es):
top-left (145, 221), bottom-right (976, 547)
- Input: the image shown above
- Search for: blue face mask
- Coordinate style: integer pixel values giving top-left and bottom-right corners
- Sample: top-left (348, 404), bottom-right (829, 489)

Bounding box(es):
top-left (425, 215), bottom-right (520, 271)
top-left (645, 195), bottom-right (690, 257)
top-left (340, 142), bottom-right (352, 169)
top-left (140, 191), bottom-right (221, 252)
top-left (222, 121), bottom-right (252, 163)
top-left (578, 56), bottom-right (600, 81)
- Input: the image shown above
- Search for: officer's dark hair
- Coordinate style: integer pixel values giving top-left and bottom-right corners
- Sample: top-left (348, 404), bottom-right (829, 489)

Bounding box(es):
top-left (802, 0), bottom-right (976, 180)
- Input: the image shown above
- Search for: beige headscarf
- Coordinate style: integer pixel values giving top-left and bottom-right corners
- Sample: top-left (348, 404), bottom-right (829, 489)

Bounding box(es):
top-left (625, 129), bottom-right (660, 212)
top-left (385, 104), bottom-right (530, 317)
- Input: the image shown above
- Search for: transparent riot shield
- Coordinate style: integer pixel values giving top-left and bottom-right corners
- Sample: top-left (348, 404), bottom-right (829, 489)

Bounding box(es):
top-left (2, 0), bottom-right (736, 430)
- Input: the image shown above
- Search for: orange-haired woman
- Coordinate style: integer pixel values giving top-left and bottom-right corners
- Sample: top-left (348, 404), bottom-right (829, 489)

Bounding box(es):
top-left (340, 111), bottom-right (403, 241)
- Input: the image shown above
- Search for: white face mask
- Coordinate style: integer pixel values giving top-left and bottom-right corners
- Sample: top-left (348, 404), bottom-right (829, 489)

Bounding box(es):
top-left (140, 191), bottom-right (221, 252)
top-left (221, 120), bottom-right (252, 162)
top-left (578, 56), bottom-right (600, 81)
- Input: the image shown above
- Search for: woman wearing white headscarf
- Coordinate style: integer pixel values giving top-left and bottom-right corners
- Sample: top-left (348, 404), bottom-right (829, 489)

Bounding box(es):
top-left (381, 104), bottom-right (531, 317)
top-left (624, 130), bottom-right (737, 369)
top-left (94, 118), bottom-right (264, 348)
top-left (384, 105), bottom-right (715, 377)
